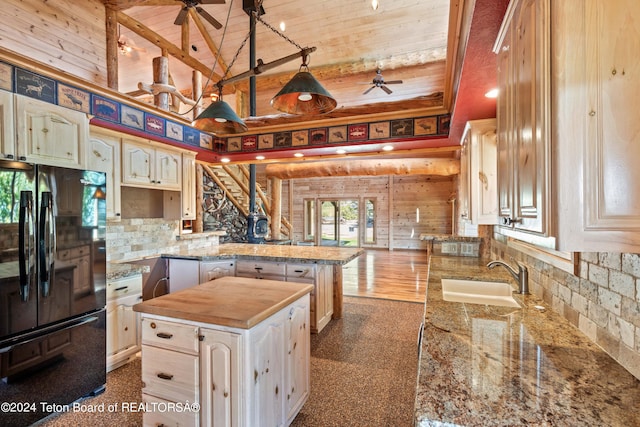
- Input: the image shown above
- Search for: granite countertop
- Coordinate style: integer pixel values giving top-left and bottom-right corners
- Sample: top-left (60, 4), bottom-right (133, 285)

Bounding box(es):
top-left (161, 243), bottom-right (364, 265)
top-left (133, 276), bottom-right (313, 329)
top-left (415, 256), bottom-right (640, 426)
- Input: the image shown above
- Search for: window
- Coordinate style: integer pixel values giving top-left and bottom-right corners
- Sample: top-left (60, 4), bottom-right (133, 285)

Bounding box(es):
top-left (303, 199), bottom-right (315, 242)
top-left (365, 198), bottom-right (376, 244)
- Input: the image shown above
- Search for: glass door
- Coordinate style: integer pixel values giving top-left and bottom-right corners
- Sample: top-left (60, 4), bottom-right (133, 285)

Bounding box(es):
top-left (320, 200), bottom-right (359, 247)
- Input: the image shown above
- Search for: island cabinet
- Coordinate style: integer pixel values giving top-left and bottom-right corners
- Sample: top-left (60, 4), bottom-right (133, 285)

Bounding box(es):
top-left (495, 0), bottom-right (640, 252)
top-left (237, 260), bottom-right (333, 333)
top-left (134, 277), bottom-right (313, 427)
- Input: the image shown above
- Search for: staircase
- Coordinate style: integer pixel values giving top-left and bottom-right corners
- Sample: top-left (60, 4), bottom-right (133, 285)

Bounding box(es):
top-left (202, 164), bottom-right (292, 239)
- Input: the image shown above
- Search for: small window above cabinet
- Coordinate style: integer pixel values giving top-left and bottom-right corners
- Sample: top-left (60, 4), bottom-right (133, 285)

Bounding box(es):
top-left (458, 119), bottom-right (499, 236)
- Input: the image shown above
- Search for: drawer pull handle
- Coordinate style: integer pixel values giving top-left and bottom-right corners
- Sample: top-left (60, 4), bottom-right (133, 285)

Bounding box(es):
top-left (114, 286), bottom-right (128, 292)
top-left (156, 332), bottom-right (173, 339)
top-left (157, 373), bottom-right (174, 380)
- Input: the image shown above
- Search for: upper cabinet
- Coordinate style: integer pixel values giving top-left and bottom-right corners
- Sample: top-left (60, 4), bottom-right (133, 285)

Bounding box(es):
top-left (87, 127), bottom-right (122, 221)
top-left (553, 0), bottom-right (640, 252)
top-left (0, 91), bottom-right (15, 160)
top-left (14, 95), bottom-right (88, 168)
top-left (122, 137), bottom-right (181, 191)
top-left (496, 0), bottom-right (640, 252)
top-left (459, 119), bottom-right (499, 228)
top-left (495, 0), bottom-right (550, 240)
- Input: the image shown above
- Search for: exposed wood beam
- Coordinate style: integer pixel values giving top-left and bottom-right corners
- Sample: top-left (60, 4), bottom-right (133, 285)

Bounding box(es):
top-left (265, 158), bottom-right (460, 179)
top-left (105, 6), bottom-right (119, 90)
top-left (116, 11), bottom-right (224, 83)
top-left (188, 8), bottom-right (228, 74)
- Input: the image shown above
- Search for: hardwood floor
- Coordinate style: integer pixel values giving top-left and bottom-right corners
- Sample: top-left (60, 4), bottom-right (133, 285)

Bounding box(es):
top-left (342, 249), bottom-right (429, 303)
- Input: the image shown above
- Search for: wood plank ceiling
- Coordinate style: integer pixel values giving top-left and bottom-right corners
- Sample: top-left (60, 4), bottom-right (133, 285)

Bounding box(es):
top-left (102, 0), bottom-right (506, 161)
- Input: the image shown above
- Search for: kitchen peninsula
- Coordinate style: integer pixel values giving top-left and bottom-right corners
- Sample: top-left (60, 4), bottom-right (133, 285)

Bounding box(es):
top-left (133, 276), bottom-right (314, 426)
top-left (161, 243), bottom-right (363, 330)
top-left (415, 256), bottom-right (640, 426)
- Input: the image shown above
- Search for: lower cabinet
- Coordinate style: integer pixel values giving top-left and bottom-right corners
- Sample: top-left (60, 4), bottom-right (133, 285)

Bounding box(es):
top-left (139, 293), bottom-right (310, 427)
top-left (106, 274), bottom-right (142, 372)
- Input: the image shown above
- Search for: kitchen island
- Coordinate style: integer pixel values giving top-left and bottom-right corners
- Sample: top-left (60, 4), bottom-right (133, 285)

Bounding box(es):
top-left (134, 276), bottom-right (314, 426)
top-left (162, 243), bottom-right (363, 322)
top-left (415, 256), bottom-right (640, 426)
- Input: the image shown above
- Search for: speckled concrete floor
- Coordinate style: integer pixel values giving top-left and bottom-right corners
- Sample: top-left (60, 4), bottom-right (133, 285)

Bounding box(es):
top-left (35, 296), bottom-right (423, 427)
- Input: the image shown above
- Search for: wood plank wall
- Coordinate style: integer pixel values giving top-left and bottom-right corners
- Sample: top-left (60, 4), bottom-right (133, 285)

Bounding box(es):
top-left (0, 0), bottom-right (107, 86)
top-left (274, 170), bottom-right (455, 250)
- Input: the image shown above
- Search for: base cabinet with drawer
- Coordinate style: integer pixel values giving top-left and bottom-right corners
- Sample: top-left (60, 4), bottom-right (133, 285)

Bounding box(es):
top-left (106, 274), bottom-right (142, 372)
top-left (138, 293), bottom-right (310, 427)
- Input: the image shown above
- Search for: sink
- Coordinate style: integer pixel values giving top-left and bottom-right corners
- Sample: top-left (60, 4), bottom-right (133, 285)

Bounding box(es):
top-left (441, 279), bottom-right (520, 308)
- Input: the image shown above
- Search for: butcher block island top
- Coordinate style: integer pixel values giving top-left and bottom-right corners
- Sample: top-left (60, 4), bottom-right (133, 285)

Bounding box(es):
top-left (163, 242), bottom-right (363, 264)
top-left (133, 276), bottom-right (313, 329)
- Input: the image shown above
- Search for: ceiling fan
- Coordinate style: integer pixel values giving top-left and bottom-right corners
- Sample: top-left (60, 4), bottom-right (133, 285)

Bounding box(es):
top-left (174, 0), bottom-right (226, 29)
top-left (362, 69), bottom-right (403, 95)
top-left (117, 34), bottom-right (146, 58)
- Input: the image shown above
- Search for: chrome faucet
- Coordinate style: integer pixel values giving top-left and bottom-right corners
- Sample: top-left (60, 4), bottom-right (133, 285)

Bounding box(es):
top-left (486, 259), bottom-right (529, 295)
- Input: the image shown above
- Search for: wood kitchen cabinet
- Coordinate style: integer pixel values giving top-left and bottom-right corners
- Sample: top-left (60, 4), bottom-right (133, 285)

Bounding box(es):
top-left (136, 278), bottom-right (311, 427)
top-left (496, 0), bottom-right (640, 252)
top-left (87, 127), bottom-right (122, 221)
top-left (106, 274), bottom-right (142, 372)
top-left (286, 263), bottom-right (333, 334)
top-left (14, 95), bottom-right (88, 168)
top-left (181, 152), bottom-right (196, 220)
top-left (495, 0), bottom-right (550, 239)
top-left (553, 0), bottom-right (640, 252)
top-left (459, 119), bottom-right (499, 228)
top-left (0, 90), bottom-right (14, 160)
top-left (200, 260), bottom-right (236, 282)
top-left (122, 137), bottom-right (181, 190)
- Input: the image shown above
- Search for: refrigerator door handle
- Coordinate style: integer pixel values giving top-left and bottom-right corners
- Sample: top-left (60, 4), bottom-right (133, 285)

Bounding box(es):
top-left (39, 192), bottom-right (55, 298)
top-left (18, 191), bottom-right (34, 303)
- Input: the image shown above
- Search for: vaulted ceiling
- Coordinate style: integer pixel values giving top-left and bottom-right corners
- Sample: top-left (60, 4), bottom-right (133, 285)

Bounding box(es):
top-left (103, 0), bottom-right (508, 161)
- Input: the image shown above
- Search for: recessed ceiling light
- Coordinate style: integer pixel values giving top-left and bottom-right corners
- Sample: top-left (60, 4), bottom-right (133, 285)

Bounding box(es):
top-left (256, 155), bottom-right (265, 160)
top-left (336, 149), bottom-right (347, 154)
top-left (280, 21), bottom-right (286, 32)
top-left (382, 145), bottom-right (394, 151)
top-left (220, 157), bottom-right (230, 163)
top-left (485, 88), bottom-right (499, 98)
top-left (371, 0), bottom-right (379, 11)
top-left (294, 153), bottom-right (304, 158)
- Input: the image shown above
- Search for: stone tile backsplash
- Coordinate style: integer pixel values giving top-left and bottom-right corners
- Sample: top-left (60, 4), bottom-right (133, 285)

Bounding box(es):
top-left (491, 240), bottom-right (640, 380)
top-left (106, 218), bottom-right (220, 263)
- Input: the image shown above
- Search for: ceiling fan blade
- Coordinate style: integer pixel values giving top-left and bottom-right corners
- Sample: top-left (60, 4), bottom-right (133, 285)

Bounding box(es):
top-left (384, 80), bottom-right (403, 85)
top-left (196, 6), bottom-right (222, 29)
top-left (174, 7), bottom-right (189, 25)
top-left (200, 0), bottom-right (226, 4)
top-left (363, 86), bottom-right (375, 95)
top-left (381, 85), bottom-right (393, 94)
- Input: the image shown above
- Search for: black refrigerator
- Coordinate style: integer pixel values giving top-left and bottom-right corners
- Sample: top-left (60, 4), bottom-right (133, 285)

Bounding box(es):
top-left (0, 159), bottom-right (107, 426)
